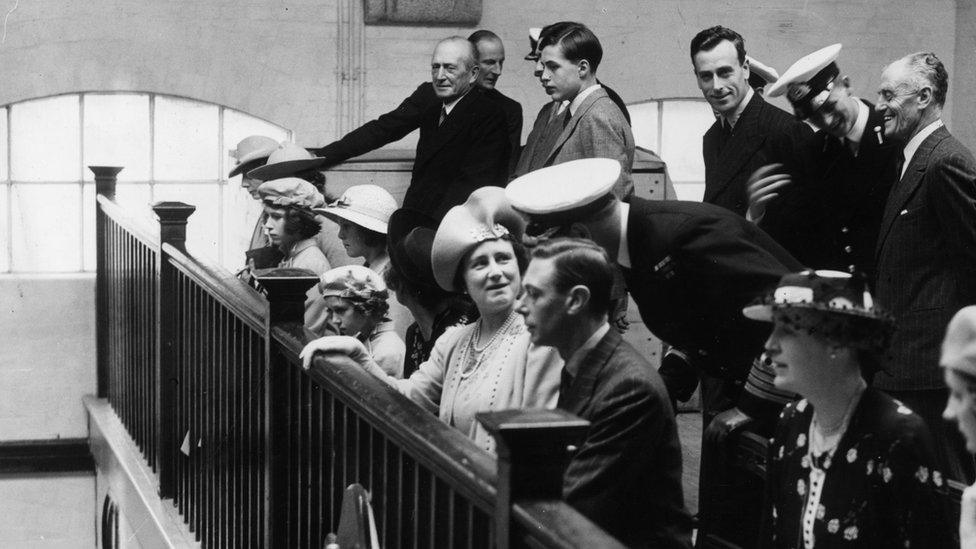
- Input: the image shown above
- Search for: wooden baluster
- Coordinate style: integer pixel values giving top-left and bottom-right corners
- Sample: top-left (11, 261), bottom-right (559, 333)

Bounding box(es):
top-left (257, 270), bottom-right (320, 547)
top-left (153, 201), bottom-right (196, 498)
top-left (91, 166), bottom-right (122, 398)
top-left (477, 409), bottom-right (590, 549)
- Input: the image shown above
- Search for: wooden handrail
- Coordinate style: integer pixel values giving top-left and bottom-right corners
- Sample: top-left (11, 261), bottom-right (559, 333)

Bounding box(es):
top-left (96, 194), bottom-right (161, 250)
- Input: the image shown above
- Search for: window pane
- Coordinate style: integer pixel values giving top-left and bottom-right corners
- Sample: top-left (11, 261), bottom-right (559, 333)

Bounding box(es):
top-left (84, 94), bottom-right (151, 181)
top-left (660, 100), bottom-right (715, 184)
top-left (673, 182), bottom-right (706, 202)
top-left (152, 183), bottom-right (220, 258)
top-left (0, 107), bottom-right (8, 181)
top-left (223, 109), bottom-right (290, 180)
top-left (10, 183), bottom-right (82, 271)
top-left (154, 97), bottom-right (219, 180)
top-left (222, 183), bottom-right (263, 271)
top-left (0, 184), bottom-right (8, 272)
top-left (629, 101), bottom-right (660, 153)
top-left (11, 96), bottom-right (81, 182)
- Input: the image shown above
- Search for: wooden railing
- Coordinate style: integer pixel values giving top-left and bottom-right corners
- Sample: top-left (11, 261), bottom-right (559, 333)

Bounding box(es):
top-left (93, 165), bottom-right (624, 548)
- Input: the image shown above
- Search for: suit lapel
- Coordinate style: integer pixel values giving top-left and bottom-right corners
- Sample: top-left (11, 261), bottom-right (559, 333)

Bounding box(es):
top-left (876, 126), bottom-right (949, 257)
top-left (414, 91), bottom-right (478, 171)
top-left (516, 101), bottom-right (558, 174)
top-left (558, 329), bottom-right (621, 413)
top-left (703, 94), bottom-right (766, 203)
top-left (545, 87), bottom-right (608, 164)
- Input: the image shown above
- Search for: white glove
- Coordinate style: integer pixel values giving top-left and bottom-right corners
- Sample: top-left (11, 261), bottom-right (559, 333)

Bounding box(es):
top-left (300, 335), bottom-right (369, 371)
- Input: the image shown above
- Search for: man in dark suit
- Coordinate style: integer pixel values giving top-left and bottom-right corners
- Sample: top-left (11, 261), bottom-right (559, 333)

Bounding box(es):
top-left (402, 37), bottom-right (509, 217)
top-left (517, 237), bottom-right (692, 549)
top-left (692, 26), bottom-right (812, 217)
top-left (516, 22), bottom-right (634, 198)
top-left (750, 44), bottom-right (900, 282)
top-left (311, 31), bottom-right (522, 174)
top-left (874, 52), bottom-right (976, 482)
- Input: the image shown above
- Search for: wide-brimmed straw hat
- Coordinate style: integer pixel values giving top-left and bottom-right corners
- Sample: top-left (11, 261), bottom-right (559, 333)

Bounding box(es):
top-left (941, 306), bottom-right (976, 378)
top-left (257, 177), bottom-right (325, 209)
top-left (387, 208), bottom-right (439, 289)
top-left (743, 269), bottom-right (893, 350)
top-left (228, 135), bottom-right (279, 178)
top-left (431, 187), bottom-right (526, 292)
top-left (246, 142), bottom-right (328, 182)
top-left (314, 185), bottom-right (397, 234)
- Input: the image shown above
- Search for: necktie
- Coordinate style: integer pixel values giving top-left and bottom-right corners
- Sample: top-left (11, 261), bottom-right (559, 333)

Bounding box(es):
top-left (438, 105), bottom-right (447, 127)
top-left (894, 150), bottom-right (905, 181)
top-left (560, 369), bottom-right (574, 397)
top-left (562, 107), bottom-right (572, 129)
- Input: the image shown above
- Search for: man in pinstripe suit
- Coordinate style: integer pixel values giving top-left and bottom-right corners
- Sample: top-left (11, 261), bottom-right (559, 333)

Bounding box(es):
top-left (874, 52), bottom-right (976, 483)
top-left (518, 238), bottom-right (692, 549)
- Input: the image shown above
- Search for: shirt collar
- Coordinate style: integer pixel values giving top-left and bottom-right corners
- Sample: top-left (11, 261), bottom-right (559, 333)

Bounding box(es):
top-left (902, 118), bottom-right (944, 177)
top-left (563, 322), bottom-right (610, 377)
top-left (616, 201), bottom-right (631, 268)
top-left (289, 238), bottom-right (318, 256)
top-left (568, 83), bottom-right (601, 117)
top-left (442, 89), bottom-right (471, 115)
top-left (724, 86), bottom-right (754, 128)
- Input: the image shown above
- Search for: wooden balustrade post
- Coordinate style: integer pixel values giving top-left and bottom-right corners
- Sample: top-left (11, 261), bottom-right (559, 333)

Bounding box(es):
top-left (478, 409), bottom-right (590, 549)
top-left (257, 270), bottom-right (320, 547)
top-left (91, 166), bottom-right (123, 398)
top-left (152, 201), bottom-right (196, 498)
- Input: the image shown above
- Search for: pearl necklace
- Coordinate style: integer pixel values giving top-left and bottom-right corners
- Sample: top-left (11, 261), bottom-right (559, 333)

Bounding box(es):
top-left (809, 382), bottom-right (865, 459)
top-left (458, 310), bottom-right (519, 379)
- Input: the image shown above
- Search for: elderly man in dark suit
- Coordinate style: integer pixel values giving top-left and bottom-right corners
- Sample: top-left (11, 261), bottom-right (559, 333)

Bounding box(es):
top-left (874, 52), bottom-right (976, 483)
top-left (692, 26), bottom-right (812, 217)
top-left (311, 31), bottom-right (521, 176)
top-left (749, 44), bottom-right (900, 283)
top-left (517, 237), bottom-right (692, 549)
top-left (515, 22), bottom-right (635, 198)
top-left (400, 36), bottom-right (510, 218)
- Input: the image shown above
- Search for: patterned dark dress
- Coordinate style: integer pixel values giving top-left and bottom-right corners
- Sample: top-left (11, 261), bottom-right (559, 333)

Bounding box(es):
top-left (760, 388), bottom-right (951, 548)
top-left (402, 299), bottom-right (476, 379)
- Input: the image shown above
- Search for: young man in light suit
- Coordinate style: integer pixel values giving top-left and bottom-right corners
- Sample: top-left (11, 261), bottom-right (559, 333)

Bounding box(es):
top-left (514, 22), bottom-right (635, 198)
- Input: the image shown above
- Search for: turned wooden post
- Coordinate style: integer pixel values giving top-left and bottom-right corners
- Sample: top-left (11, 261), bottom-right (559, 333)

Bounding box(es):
top-left (91, 166), bottom-right (123, 398)
top-left (478, 409), bottom-right (590, 549)
top-left (256, 269), bottom-right (320, 547)
top-left (152, 201), bottom-right (196, 498)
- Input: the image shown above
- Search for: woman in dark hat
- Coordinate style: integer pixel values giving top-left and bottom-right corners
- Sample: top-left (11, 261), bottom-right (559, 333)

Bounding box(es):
top-left (746, 270), bottom-right (949, 548)
top-left (941, 306), bottom-right (976, 547)
top-left (300, 187), bottom-right (561, 453)
top-left (383, 208), bottom-right (476, 378)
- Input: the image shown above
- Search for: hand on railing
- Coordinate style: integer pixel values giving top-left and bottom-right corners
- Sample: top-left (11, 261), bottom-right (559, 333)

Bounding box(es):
top-left (703, 407), bottom-right (754, 449)
top-left (300, 335), bottom-right (369, 371)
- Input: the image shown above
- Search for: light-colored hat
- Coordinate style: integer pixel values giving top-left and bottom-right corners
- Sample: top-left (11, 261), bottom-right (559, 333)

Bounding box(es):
top-left (506, 158), bottom-right (620, 232)
top-left (941, 306), bottom-right (976, 377)
top-left (314, 185), bottom-right (397, 234)
top-left (766, 44), bottom-right (843, 119)
top-left (431, 187), bottom-right (526, 292)
top-left (319, 265), bottom-right (388, 300)
top-left (746, 56), bottom-right (780, 89)
top-left (525, 27), bottom-right (542, 60)
top-left (228, 135), bottom-right (279, 178)
top-left (246, 142), bottom-right (328, 182)
top-left (257, 177), bottom-right (325, 209)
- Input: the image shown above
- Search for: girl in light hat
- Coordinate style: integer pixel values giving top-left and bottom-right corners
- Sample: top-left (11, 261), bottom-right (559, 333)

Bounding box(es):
top-left (256, 177), bottom-right (333, 337)
top-left (301, 187), bottom-right (561, 453)
top-left (319, 265), bottom-right (405, 377)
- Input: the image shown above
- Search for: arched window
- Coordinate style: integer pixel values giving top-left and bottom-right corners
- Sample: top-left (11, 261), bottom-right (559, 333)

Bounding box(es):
top-left (0, 93), bottom-right (291, 273)
top-left (629, 98), bottom-right (715, 202)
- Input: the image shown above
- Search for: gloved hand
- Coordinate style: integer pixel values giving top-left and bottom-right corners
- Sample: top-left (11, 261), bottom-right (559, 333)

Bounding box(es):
top-left (703, 407), bottom-right (754, 449)
top-left (961, 483), bottom-right (976, 549)
top-left (659, 348), bottom-right (700, 410)
top-left (300, 335), bottom-right (368, 371)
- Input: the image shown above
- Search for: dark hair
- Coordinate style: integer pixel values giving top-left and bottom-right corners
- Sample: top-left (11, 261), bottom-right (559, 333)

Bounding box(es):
top-left (327, 294), bottom-right (390, 322)
top-left (530, 237), bottom-right (613, 317)
top-left (773, 308), bottom-right (893, 380)
top-left (452, 233), bottom-right (528, 293)
top-left (468, 29), bottom-right (501, 47)
top-left (284, 207), bottom-right (322, 240)
top-left (690, 26), bottom-right (746, 65)
top-left (537, 21), bottom-right (603, 72)
top-left (384, 263), bottom-right (454, 310)
top-left (903, 52), bottom-right (949, 107)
